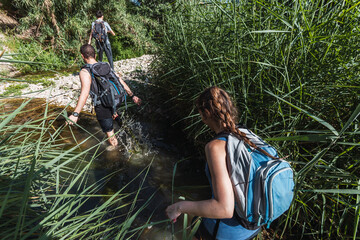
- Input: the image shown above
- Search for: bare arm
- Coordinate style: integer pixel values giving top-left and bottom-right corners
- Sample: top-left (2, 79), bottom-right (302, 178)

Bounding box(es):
top-left (166, 139), bottom-right (234, 221)
top-left (88, 29), bottom-right (93, 45)
top-left (108, 30), bottom-right (115, 36)
top-left (67, 69), bottom-right (91, 125)
top-left (116, 73), bottom-right (141, 105)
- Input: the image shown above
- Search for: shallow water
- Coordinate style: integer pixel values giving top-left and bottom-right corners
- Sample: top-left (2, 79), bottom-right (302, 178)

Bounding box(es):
top-left (2, 98), bottom-right (210, 239)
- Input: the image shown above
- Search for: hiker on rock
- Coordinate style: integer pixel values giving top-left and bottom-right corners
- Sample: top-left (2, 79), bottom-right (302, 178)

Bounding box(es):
top-left (88, 10), bottom-right (115, 69)
top-left (67, 44), bottom-right (141, 148)
top-left (166, 87), bottom-right (263, 239)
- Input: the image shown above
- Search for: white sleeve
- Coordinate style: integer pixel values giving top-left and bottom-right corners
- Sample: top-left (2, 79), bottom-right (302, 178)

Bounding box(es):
top-left (104, 22), bottom-right (113, 32)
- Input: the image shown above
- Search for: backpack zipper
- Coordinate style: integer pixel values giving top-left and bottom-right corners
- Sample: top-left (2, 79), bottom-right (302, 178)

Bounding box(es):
top-left (244, 153), bottom-right (252, 220)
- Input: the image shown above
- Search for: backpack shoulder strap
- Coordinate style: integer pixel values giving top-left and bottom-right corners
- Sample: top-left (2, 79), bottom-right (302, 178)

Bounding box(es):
top-left (99, 20), bottom-right (105, 26)
top-left (81, 64), bottom-right (93, 75)
top-left (92, 22), bottom-right (99, 33)
top-left (109, 68), bottom-right (120, 81)
top-left (212, 131), bottom-right (230, 142)
top-left (81, 63), bottom-right (92, 68)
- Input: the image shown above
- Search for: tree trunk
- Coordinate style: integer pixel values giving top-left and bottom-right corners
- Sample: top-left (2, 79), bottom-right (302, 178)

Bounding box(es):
top-left (43, 0), bottom-right (61, 44)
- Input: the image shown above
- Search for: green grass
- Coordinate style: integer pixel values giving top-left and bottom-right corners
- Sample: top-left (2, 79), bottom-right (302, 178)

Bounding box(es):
top-left (0, 50), bottom-right (160, 239)
top-left (0, 98), bottom-right (159, 239)
top-left (0, 83), bottom-right (29, 96)
top-left (5, 0), bottom-right (165, 72)
top-left (155, 0), bottom-right (360, 239)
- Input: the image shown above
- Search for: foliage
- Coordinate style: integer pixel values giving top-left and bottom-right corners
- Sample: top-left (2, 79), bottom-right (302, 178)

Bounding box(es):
top-left (0, 83), bottom-right (28, 96)
top-left (13, 40), bottom-right (70, 72)
top-left (127, 0), bottom-right (175, 43)
top-left (0, 53), bottom-right (168, 239)
top-left (5, 0), bottom-right (166, 71)
top-left (155, 0), bottom-right (360, 239)
top-left (0, 99), bottom-right (156, 239)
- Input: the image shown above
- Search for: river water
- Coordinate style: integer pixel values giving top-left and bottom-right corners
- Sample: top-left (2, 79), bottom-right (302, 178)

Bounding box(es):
top-left (2, 98), bottom-right (210, 239)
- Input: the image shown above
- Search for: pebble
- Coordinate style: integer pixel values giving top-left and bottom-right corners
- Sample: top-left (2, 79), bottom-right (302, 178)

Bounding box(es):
top-left (0, 54), bottom-right (154, 112)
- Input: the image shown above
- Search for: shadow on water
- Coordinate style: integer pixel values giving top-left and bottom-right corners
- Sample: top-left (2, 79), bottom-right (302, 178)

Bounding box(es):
top-left (2, 98), bottom-right (210, 239)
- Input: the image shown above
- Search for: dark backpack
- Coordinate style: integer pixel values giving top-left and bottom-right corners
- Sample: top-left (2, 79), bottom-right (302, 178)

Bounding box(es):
top-left (92, 21), bottom-right (107, 43)
top-left (83, 62), bottom-right (126, 115)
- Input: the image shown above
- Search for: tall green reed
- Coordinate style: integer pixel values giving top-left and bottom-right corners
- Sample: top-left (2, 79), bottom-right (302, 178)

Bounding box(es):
top-left (0, 99), bottom-right (156, 239)
top-left (155, 0), bottom-right (360, 239)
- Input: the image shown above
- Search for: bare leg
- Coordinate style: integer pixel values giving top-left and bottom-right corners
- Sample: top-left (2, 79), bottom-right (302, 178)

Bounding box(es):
top-left (106, 130), bottom-right (118, 146)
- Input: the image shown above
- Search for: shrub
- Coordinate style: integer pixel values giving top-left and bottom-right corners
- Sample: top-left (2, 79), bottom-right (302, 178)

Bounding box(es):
top-left (155, 1), bottom-right (360, 238)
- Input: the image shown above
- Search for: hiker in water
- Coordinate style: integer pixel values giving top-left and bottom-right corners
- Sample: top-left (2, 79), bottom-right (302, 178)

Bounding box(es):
top-left (88, 10), bottom-right (115, 69)
top-left (166, 86), bottom-right (260, 239)
top-left (67, 44), bottom-right (141, 148)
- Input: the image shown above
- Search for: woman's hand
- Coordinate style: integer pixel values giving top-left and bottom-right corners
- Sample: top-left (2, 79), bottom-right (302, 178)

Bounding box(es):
top-left (166, 202), bottom-right (182, 223)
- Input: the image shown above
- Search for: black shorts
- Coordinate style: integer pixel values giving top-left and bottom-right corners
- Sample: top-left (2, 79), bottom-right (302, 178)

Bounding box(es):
top-left (192, 217), bottom-right (261, 240)
top-left (95, 105), bottom-right (122, 133)
top-left (97, 118), bottom-right (114, 133)
top-left (192, 217), bottom-right (215, 240)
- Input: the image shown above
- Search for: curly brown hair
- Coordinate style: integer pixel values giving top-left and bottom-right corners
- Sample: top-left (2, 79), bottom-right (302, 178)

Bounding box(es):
top-left (196, 86), bottom-right (277, 159)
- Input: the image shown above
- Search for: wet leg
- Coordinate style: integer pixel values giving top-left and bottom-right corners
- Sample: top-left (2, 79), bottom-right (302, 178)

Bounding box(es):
top-left (106, 130), bottom-right (118, 146)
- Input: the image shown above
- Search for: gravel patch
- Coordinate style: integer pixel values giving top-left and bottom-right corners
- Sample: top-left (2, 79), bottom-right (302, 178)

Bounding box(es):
top-left (0, 54), bottom-right (154, 112)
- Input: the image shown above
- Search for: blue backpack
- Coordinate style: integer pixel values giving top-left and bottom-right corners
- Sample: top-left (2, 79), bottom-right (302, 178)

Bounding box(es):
top-left (224, 128), bottom-right (294, 229)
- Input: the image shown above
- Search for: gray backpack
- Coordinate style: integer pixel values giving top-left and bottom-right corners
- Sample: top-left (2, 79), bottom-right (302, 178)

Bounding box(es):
top-left (224, 128), bottom-right (294, 228)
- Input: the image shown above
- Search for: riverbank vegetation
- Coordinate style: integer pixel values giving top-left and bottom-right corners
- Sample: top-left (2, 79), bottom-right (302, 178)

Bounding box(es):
top-left (1, 0), bottom-right (360, 239)
top-left (155, 0), bottom-right (360, 239)
top-left (0, 98), bottom-right (159, 239)
top-left (0, 24), bottom-right (162, 237)
top-left (1, 0), bottom-right (170, 72)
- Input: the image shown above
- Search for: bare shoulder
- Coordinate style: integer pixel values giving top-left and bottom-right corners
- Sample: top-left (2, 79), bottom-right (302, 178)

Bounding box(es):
top-left (79, 68), bottom-right (90, 76)
top-left (79, 68), bottom-right (91, 79)
top-left (205, 139), bottom-right (226, 156)
top-left (205, 139), bottom-right (228, 175)
top-left (78, 69), bottom-right (92, 88)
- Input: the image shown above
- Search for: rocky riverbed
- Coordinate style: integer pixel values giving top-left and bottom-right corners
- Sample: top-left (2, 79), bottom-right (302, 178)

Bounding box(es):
top-left (0, 54), bottom-right (154, 112)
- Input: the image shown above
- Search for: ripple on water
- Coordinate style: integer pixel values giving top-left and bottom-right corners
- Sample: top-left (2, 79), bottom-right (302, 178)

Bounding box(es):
top-left (2, 98), bottom-right (207, 238)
